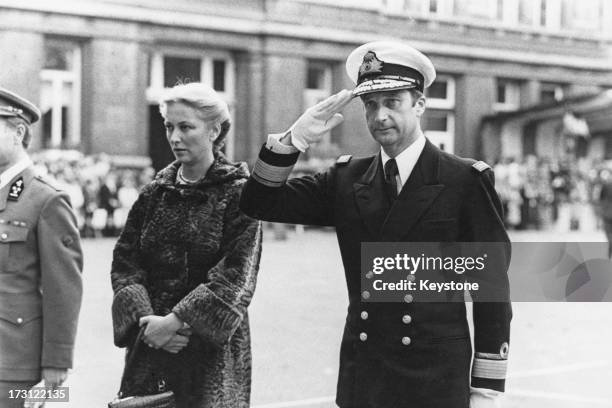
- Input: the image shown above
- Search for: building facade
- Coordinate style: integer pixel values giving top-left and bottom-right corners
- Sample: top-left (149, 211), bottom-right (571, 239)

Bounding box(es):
top-left (1, 0), bottom-right (611, 169)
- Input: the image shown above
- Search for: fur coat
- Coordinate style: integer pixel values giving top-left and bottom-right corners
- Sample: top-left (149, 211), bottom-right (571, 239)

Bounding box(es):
top-left (110, 156), bottom-right (262, 407)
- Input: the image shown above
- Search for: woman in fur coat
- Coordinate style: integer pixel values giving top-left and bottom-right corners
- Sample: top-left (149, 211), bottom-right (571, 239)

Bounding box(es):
top-left (110, 82), bottom-right (262, 407)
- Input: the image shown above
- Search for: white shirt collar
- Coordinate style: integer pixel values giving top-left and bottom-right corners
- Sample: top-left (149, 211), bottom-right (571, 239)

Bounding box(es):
top-left (0, 156), bottom-right (32, 190)
top-left (380, 133), bottom-right (426, 188)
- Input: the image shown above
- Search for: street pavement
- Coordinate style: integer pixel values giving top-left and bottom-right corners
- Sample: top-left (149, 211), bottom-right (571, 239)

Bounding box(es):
top-left (57, 228), bottom-right (612, 407)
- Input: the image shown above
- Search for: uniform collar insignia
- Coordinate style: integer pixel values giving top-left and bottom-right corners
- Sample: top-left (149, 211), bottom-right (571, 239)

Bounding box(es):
top-left (359, 51), bottom-right (384, 77)
top-left (8, 177), bottom-right (24, 201)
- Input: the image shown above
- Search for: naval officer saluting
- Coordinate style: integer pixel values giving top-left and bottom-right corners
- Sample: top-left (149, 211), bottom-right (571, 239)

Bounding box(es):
top-left (240, 41), bottom-right (511, 407)
top-left (0, 88), bottom-right (83, 408)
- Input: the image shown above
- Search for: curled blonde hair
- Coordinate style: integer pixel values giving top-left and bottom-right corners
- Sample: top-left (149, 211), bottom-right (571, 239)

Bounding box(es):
top-left (159, 82), bottom-right (231, 156)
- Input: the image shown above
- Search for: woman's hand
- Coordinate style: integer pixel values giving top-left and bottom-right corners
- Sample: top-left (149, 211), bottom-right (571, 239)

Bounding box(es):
top-left (139, 313), bottom-right (184, 349)
top-left (161, 334), bottom-right (190, 353)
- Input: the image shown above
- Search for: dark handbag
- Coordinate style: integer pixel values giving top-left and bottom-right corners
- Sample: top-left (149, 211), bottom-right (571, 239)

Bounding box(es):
top-left (108, 326), bottom-right (176, 408)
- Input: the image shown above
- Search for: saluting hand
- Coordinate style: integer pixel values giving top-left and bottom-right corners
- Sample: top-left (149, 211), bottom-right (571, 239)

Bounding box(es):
top-left (140, 313), bottom-right (184, 349)
top-left (289, 89), bottom-right (353, 151)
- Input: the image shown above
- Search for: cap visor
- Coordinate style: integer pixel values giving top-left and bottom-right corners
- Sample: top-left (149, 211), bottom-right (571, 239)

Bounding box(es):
top-left (352, 79), bottom-right (417, 97)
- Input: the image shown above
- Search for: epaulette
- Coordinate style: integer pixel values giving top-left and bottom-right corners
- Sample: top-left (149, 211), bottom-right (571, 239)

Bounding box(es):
top-left (336, 155), bottom-right (352, 165)
top-left (472, 161), bottom-right (491, 173)
top-left (35, 174), bottom-right (61, 191)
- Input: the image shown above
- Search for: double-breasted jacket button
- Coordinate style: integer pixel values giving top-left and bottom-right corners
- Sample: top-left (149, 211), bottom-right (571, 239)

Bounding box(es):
top-left (402, 314), bottom-right (412, 324)
top-left (404, 294), bottom-right (413, 303)
top-left (16, 317), bottom-right (23, 325)
top-left (0, 232), bottom-right (8, 240)
top-left (359, 332), bottom-right (368, 342)
top-left (365, 271), bottom-right (374, 279)
top-left (360, 311), bottom-right (369, 320)
top-left (401, 336), bottom-right (411, 346)
top-left (407, 274), bottom-right (416, 282)
top-left (362, 291), bottom-right (370, 300)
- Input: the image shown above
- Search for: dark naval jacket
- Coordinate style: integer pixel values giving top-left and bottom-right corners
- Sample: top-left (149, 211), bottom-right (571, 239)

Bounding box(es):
top-left (240, 139), bottom-right (512, 408)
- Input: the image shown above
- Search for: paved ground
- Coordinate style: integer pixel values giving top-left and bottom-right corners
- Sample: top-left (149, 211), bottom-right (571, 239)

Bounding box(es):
top-left (55, 228), bottom-right (612, 407)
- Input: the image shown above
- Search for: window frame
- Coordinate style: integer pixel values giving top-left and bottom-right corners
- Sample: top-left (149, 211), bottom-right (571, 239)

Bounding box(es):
top-left (426, 75), bottom-right (456, 110)
top-left (539, 82), bottom-right (565, 103)
top-left (385, 0), bottom-right (454, 17)
top-left (39, 40), bottom-right (82, 148)
top-left (425, 111), bottom-right (456, 154)
top-left (566, 0), bottom-right (602, 30)
top-left (494, 79), bottom-right (521, 111)
top-left (147, 49), bottom-right (236, 159)
top-left (303, 60), bottom-right (334, 146)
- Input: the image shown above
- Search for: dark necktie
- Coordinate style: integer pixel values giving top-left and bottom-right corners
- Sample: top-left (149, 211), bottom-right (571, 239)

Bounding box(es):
top-left (384, 158), bottom-right (399, 200)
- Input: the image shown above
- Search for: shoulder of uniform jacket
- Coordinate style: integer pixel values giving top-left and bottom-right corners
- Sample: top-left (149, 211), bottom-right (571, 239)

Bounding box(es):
top-left (34, 174), bottom-right (62, 192)
top-left (471, 160), bottom-right (491, 173)
top-left (336, 154), bottom-right (352, 165)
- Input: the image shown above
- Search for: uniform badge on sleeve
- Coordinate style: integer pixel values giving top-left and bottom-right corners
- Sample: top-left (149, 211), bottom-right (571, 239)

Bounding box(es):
top-left (472, 161), bottom-right (491, 173)
top-left (336, 155), bottom-right (352, 165)
top-left (8, 177), bottom-right (24, 201)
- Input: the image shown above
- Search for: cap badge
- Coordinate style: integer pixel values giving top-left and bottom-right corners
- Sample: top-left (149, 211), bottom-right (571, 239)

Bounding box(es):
top-left (359, 51), bottom-right (383, 77)
top-left (8, 177), bottom-right (24, 201)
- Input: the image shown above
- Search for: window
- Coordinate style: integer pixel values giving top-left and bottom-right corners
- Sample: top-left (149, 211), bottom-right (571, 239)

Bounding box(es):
top-left (425, 110), bottom-right (450, 132)
top-left (497, 0), bottom-right (519, 24)
top-left (40, 39), bottom-right (81, 149)
top-left (424, 110), bottom-right (455, 153)
top-left (147, 50), bottom-right (235, 158)
top-left (306, 63), bottom-right (331, 91)
top-left (148, 51), bottom-right (234, 97)
top-left (518, 0), bottom-right (562, 28)
top-left (213, 60), bottom-right (226, 92)
top-left (303, 61), bottom-right (333, 146)
top-left (494, 79), bottom-right (521, 111)
top-left (459, 0), bottom-right (497, 18)
top-left (604, 2), bottom-right (612, 35)
top-left (395, 0), bottom-right (453, 16)
top-left (563, 0), bottom-right (603, 30)
top-left (542, 0), bottom-right (562, 29)
top-left (429, 0), bottom-right (439, 13)
top-left (540, 82), bottom-right (565, 103)
top-left (518, 0), bottom-right (539, 25)
top-left (425, 75), bottom-right (455, 153)
top-left (163, 57), bottom-right (201, 87)
top-left (426, 75), bottom-right (455, 110)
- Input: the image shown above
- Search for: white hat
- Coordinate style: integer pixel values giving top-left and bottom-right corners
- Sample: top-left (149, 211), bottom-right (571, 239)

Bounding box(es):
top-left (346, 41), bottom-right (436, 97)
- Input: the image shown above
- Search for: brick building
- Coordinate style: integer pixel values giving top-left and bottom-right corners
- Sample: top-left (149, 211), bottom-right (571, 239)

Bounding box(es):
top-left (0, 0), bottom-right (611, 169)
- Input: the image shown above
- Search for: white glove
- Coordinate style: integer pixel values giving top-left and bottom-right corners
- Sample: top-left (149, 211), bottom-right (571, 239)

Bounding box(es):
top-left (289, 89), bottom-right (353, 151)
top-left (470, 387), bottom-right (502, 408)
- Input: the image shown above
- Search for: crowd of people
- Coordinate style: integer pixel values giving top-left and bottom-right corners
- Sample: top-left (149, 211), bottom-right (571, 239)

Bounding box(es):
top-left (31, 152), bottom-right (155, 238)
top-left (30, 152), bottom-right (612, 237)
top-left (493, 155), bottom-right (611, 232)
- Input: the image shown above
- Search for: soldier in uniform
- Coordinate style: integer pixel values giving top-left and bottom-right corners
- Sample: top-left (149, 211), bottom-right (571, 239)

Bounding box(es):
top-left (0, 88), bottom-right (83, 408)
top-left (240, 41), bottom-right (511, 408)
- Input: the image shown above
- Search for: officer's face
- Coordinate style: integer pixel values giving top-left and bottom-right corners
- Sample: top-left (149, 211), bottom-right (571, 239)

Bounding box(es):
top-left (162, 102), bottom-right (220, 166)
top-left (362, 90), bottom-right (425, 157)
top-left (0, 118), bottom-right (21, 169)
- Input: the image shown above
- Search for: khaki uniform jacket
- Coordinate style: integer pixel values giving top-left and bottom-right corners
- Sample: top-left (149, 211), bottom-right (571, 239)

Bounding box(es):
top-left (0, 166), bottom-right (83, 381)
